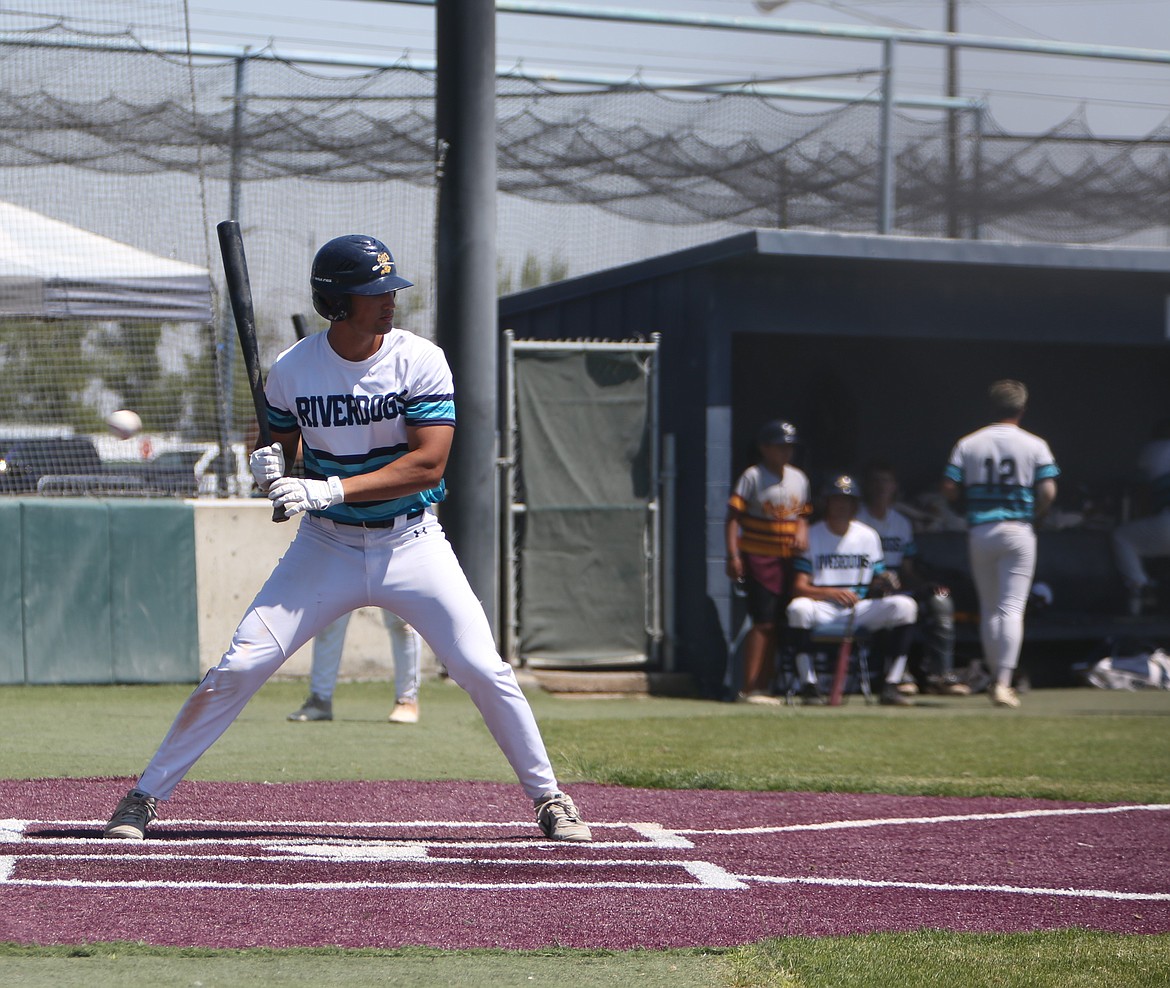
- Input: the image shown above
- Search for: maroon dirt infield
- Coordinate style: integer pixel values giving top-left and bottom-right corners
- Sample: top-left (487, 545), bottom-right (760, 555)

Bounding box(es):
top-left (2, 778), bottom-right (1168, 949)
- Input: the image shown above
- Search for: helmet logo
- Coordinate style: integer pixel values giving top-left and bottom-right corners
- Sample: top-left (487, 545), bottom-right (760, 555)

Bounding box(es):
top-left (375, 252), bottom-right (394, 276)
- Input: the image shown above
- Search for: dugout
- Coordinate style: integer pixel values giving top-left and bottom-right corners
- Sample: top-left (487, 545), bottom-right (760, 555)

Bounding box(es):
top-left (499, 229), bottom-right (1170, 695)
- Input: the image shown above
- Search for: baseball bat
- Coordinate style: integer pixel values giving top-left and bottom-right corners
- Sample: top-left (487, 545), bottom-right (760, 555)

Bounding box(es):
top-left (291, 312), bottom-right (310, 341)
top-left (827, 606), bottom-right (856, 707)
top-left (216, 219), bottom-right (287, 523)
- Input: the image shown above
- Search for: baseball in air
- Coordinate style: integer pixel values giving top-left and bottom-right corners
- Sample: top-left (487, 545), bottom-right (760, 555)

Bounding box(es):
top-left (105, 409), bottom-right (142, 440)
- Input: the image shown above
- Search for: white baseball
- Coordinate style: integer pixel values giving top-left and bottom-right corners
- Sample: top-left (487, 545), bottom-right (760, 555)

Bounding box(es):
top-left (106, 409), bottom-right (142, 439)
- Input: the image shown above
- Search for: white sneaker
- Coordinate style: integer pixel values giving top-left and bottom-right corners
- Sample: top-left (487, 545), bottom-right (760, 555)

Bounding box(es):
top-left (990, 683), bottom-right (1021, 708)
top-left (388, 699), bottom-right (419, 724)
top-left (743, 691), bottom-right (784, 706)
top-left (535, 793), bottom-right (592, 841)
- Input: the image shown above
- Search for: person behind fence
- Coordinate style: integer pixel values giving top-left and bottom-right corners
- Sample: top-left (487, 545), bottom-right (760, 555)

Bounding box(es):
top-left (1111, 416), bottom-right (1170, 617)
top-left (857, 459), bottom-right (969, 697)
top-left (100, 233), bottom-right (590, 843)
top-left (942, 379), bottom-right (1059, 709)
top-left (786, 474), bottom-right (918, 707)
top-left (725, 419), bottom-right (811, 701)
top-left (287, 608), bottom-right (422, 724)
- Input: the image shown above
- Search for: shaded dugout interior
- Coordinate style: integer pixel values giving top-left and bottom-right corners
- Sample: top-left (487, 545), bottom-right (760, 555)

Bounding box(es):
top-left (499, 229), bottom-right (1170, 695)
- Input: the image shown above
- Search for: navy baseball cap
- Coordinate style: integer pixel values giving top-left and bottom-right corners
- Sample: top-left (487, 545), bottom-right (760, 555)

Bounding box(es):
top-left (757, 420), bottom-right (799, 446)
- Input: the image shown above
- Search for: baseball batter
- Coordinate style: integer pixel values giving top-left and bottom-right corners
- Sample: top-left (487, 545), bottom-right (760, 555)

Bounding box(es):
top-left (943, 379), bottom-right (1059, 708)
top-left (786, 475), bottom-right (918, 706)
top-left (102, 235), bottom-right (590, 842)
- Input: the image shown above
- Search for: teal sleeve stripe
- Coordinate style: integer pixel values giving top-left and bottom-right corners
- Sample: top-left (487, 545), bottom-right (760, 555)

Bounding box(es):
top-left (268, 405), bottom-right (297, 432)
top-left (1036, 463), bottom-right (1061, 480)
top-left (944, 464), bottom-right (963, 483)
top-left (405, 397), bottom-right (455, 425)
top-left (794, 558), bottom-right (812, 575)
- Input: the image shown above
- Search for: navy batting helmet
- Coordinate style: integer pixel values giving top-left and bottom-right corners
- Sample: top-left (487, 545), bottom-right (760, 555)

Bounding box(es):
top-left (757, 419), bottom-right (799, 446)
top-left (824, 474), bottom-right (861, 499)
top-left (310, 235), bottom-right (414, 321)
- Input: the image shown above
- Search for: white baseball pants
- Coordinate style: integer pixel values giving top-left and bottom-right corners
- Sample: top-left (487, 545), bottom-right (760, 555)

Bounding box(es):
top-left (310, 609), bottom-right (420, 703)
top-left (786, 595), bottom-right (918, 632)
top-left (137, 512), bottom-right (559, 801)
top-left (968, 521), bottom-right (1036, 682)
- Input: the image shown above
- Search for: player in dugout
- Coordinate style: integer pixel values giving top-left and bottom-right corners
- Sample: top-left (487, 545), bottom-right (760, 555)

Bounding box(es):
top-left (102, 234), bottom-right (591, 843)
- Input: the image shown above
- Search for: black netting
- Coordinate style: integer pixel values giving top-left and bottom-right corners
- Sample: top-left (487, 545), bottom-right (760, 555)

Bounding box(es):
top-left (1, 21), bottom-right (1167, 242)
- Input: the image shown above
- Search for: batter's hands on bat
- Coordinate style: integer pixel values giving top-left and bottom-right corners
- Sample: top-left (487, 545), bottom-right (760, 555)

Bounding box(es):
top-left (267, 475), bottom-right (345, 517)
top-left (248, 443), bottom-right (286, 492)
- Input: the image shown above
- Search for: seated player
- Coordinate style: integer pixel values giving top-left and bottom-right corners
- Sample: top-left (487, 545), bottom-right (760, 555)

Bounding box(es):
top-left (787, 474), bottom-right (918, 706)
top-left (858, 460), bottom-right (969, 696)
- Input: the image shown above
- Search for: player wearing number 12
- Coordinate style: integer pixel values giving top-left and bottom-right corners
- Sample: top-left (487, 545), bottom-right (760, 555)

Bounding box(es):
top-left (943, 380), bottom-right (1060, 708)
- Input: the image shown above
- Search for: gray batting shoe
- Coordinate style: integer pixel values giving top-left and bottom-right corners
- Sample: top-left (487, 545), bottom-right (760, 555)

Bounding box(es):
top-left (288, 694), bottom-right (333, 722)
top-left (535, 792), bottom-right (592, 842)
top-left (103, 788), bottom-right (158, 840)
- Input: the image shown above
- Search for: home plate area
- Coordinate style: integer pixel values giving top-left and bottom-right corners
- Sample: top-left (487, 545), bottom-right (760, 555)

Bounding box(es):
top-left (2, 779), bottom-right (1168, 948)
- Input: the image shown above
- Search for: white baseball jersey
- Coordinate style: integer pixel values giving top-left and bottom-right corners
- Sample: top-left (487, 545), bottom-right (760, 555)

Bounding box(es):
top-left (265, 328), bottom-right (454, 524)
top-left (945, 423), bottom-right (1060, 527)
top-left (793, 519), bottom-right (886, 597)
top-left (856, 505), bottom-right (916, 570)
top-left (728, 463), bottom-right (811, 557)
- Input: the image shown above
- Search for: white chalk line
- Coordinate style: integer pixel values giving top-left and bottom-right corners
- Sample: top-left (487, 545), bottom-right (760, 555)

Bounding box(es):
top-left (673, 802), bottom-right (1170, 836)
top-left (744, 874), bottom-right (1170, 902)
top-left (3, 805), bottom-right (1167, 900)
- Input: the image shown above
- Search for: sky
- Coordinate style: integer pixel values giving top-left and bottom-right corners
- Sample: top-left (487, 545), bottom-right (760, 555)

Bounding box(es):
top-left (154, 0), bottom-right (1170, 136)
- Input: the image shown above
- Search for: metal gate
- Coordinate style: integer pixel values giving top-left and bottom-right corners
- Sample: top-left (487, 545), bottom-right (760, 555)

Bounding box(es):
top-left (501, 332), bottom-right (661, 668)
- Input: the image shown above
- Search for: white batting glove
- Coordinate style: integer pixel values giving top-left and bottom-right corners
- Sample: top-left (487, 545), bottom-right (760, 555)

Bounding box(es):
top-left (268, 475), bottom-right (345, 517)
top-left (248, 443), bottom-right (285, 492)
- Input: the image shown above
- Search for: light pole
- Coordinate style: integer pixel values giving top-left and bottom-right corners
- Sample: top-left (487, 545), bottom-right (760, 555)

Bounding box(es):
top-left (946, 0), bottom-right (961, 238)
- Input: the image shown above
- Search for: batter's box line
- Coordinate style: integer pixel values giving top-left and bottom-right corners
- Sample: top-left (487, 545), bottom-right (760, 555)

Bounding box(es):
top-left (743, 873), bottom-right (1170, 903)
top-left (671, 802), bottom-right (1170, 836)
top-left (0, 820), bottom-right (693, 851)
top-left (0, 855), bottom-right (746, 891)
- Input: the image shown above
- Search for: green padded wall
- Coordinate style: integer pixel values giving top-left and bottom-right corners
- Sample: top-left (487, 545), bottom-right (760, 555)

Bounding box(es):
top-left (0, 500), bottom-right (23, 684)
top-left (110, 500), bottom-right (199, 683)
top-left (15, 499), bottom-right (198, 684)
top-left (22, 500), bottom-right (112, 684)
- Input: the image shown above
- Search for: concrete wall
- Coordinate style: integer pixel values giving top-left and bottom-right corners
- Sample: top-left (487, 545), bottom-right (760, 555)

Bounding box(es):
top-left (192, 499), bottom-right (438, 681)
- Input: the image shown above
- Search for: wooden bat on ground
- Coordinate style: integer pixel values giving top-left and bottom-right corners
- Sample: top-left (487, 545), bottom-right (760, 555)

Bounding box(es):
top-left (216, 219), bottom-right (287, 522)
top-left (827, 606), bottom-right (856, 707)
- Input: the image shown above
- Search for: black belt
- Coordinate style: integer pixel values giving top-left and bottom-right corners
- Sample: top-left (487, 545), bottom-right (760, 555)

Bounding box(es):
top-left (331, 506), bottom-right (425, 529)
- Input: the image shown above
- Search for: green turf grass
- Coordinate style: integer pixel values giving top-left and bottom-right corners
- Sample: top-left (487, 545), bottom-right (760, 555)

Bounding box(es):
top-left (1, 678), bottom-right (1168, 987)
top-left (2, 932), bottom-right (1169, 988)
top-left (0, 680), bottom-right (1167, 803)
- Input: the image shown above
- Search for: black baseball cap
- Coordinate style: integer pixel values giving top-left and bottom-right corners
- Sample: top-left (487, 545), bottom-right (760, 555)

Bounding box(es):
top-left (757, 420), bottom-right (799, 446)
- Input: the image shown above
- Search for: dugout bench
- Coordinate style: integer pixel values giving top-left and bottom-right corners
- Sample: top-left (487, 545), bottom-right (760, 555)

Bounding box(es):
top-left (914, 529), bottom-right (1170, 679)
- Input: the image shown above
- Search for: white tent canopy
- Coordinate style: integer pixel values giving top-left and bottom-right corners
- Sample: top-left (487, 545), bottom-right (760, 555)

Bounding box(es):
top-left (0, 202), bottom-right (212, 321)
